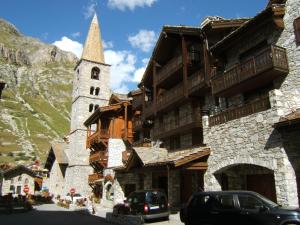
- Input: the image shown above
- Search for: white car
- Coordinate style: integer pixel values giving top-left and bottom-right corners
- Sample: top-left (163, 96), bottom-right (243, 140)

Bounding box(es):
top-left (65, 193), bottom-right (85, 203)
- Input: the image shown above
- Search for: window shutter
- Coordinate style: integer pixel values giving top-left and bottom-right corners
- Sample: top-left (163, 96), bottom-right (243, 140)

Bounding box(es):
top-left (294, 17), bottom-right (300, 44)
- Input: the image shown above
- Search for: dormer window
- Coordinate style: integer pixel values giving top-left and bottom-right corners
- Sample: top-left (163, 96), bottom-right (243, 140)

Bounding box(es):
top-left (91, 67), bottom-right (100, 80)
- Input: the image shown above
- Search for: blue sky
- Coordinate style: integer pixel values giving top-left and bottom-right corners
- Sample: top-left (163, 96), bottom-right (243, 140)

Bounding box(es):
top-left (0, 0), bottom-right (268, 93)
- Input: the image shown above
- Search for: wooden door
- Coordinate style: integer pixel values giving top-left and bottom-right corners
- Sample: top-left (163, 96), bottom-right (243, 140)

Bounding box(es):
top-left (246, 174), bottom-right (277, 202)
top-left (181, 170), bottom-right (193, 204)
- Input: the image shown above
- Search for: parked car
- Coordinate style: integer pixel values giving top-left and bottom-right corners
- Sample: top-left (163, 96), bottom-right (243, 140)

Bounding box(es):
top-left (125, 190), bottom-right (170, 221)
top-left (64, 193), bottom-right (85, 203)
top-left (180, 191), bottom-right (300, 225)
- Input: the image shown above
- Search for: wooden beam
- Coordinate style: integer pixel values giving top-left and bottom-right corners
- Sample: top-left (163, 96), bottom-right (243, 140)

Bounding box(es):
top-left (125, 103), bottom-right (128, 140)
top-left (153, 61), bottom-right (157, 114)
top-left (174, 149), bottom-right (210, 167)
top-left (181, 36), bottom-right (188, 98)
top-left (185, 162), bottom-right (208, 170)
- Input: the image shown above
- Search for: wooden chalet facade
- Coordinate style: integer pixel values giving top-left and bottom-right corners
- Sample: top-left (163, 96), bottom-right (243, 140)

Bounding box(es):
top-left (84, 94), bottom-right (133, 198)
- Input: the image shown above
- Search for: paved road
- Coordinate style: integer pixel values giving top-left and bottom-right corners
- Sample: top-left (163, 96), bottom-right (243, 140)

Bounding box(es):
top-left (0, 204), bottom-right (113, 225)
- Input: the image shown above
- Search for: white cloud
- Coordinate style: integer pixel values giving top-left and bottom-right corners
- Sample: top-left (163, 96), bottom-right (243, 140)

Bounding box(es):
top-left (108, 0), bottom-right (157, 11)
top-left (128, 30), bottom-right (156, 52)
top-left (53, 36), bottom-right (83, 58)
top-left (71, 32), bottom-right (81, 38)
top-left (105, 50), bottom-right (137, 93)
top-left (133, 58), bottom-right (149, 82)
top-left (103, 40), bottom-right (114, 49)
top-left (83, 0), bottom-right (98, 19)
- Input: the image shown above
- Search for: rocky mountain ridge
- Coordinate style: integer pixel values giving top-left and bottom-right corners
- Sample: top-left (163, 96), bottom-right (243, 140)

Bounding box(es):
top-left (0, 18), bottom-right (77, 164)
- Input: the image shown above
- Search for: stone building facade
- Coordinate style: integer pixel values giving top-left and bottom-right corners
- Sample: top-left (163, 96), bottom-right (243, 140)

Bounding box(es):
top-left (1, 166), bottom-right (36, 196)
top-left (64, 14), bottom-right (111, 197)
top-left (203, 0), bottom-right (300, 207)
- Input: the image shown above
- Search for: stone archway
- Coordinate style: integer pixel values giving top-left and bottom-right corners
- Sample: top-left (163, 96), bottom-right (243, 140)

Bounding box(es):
top-left (213, 163), bottom-right (277, 202)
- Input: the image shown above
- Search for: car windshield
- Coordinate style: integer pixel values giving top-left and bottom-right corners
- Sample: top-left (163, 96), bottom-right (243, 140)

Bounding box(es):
top-left (256, 193), bottom-right (278, 208)
top-left (74, 194), bottom-right (81, 197)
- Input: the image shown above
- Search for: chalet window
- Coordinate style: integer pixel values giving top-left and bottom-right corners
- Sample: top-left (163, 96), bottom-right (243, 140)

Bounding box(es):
top-left (18, 176), bottom-right (22, 181)
top-left (90, 87), bottom-right (94, 95)
top-left (294, 17), bottom-right (300, 44)
top-left (91, 67), bottom-right (100, 80)
top-left (94, 104), bottom-right (99, 111)
top-left (95, 87), bottom-right (100, 96)
top-left (24, 178), bottom-right (29, 185)
top-left (77, 69), bottom-right (79, 74)
top-left (89, 104), bottom-right (94, 112)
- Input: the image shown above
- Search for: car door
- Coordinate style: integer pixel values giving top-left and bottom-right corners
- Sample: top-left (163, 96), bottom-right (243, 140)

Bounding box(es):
top-left (212, 194), bottom-right (241, 225)
top-left (236, 194), bottom-right (277, 225)
top-left (188, 194), bottom-right (218, 225)
top-left (128, 192), bottom-right (145, 215)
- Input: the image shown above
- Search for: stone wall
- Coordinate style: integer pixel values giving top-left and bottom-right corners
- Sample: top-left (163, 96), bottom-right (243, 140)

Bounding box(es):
top-left (203, 0), bottom-right (300, 207)
top-left (107, 139), bottom-right (126, 168)
top-left (48, 160), bottom-right (67, 197)
top-left (168, 169), bottom-right (180, 207)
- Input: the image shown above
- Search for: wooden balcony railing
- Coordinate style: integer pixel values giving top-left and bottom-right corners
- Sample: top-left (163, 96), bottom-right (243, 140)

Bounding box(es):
top-left (86, 129), bottom-right (110, 149)
top-left (188, 70), bottom-right (206, 94)
top-left (132, 95), bottom-right (143, 109)
top-left (88, 172), bottom-right (103, 184)
top-left (153, 113), bottom-right (202, 138)
top-left (157, 55), bottom-right (183, 84)
top-left (156, 83), bottom-right (184, 112)
top-left (89, 151), bottom-right (108, 167)
top-left (212, 45), bottom-right (288, 96)
top-left (209, 96), bottom-right (271, 126)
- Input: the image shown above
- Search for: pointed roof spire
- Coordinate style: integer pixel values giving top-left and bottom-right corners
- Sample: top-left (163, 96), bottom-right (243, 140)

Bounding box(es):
top-left (81, 13), bottom-right (105, 64)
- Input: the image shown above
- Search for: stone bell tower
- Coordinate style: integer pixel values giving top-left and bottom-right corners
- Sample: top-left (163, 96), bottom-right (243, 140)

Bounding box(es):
top-left (64, 13), bottom-right (111, 196)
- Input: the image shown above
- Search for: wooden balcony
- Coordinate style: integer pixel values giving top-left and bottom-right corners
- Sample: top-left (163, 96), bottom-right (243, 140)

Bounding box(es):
top-left (156, 83), bottom-right (185, 113)
top-left (157, 55), bottom-right (183, 85)
top-left (89, 151), bottom-right (108, 168)
top-left (143, 101), bottom-right (154, 119)
top-left (188, 69), bottom-right (207, 96)
top-left (86, 129), bottom-right (110, 150)
top-left (132, 95), bottom-right (143, 110)
top-left (211, 45), bottom-right (289, 96)
top-left (153, 113), bottom-right (202, 139)
top-left (88, 172), bottom-right (103, 184)
top-left (209, 96), bottom-right (271, 126)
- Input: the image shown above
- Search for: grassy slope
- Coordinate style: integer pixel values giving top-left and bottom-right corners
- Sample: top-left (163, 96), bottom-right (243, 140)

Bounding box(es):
top-left (0, 19), bottom-right (75, 163)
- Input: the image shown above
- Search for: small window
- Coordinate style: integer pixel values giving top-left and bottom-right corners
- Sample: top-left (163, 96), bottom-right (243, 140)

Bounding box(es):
top-left (90, 87), bottom-right (95, 95)
top-left (89, 104), bottom-right (94, 112)
top-left (91, 67), bottom-right (100, 80)
top-left (24, 178), bottom-right (29, 185)
top-left (294, 17), bottom-right (300, 44)
top-left (95, 87), bottom-right (100, 96)
top-left (77, 69), bottom-right (79, 74)
top-left (217, 195), bottom-right (235, 209)
top-left (238, 195), bottom-right (263, 210)
top-left (94, 104), bottom-right (99, 111)
top-left (18, 176), bottom-right (22, 181)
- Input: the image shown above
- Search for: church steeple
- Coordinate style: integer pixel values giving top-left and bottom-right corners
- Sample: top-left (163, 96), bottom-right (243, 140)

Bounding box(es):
top-left (81, 13), bottom-right (105, 64)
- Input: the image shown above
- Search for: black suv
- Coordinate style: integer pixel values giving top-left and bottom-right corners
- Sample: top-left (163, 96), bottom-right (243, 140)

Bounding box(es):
top-left (180, 191), bottom-right (300, 225)
top-left (126, 190), bottom-right (169, 221)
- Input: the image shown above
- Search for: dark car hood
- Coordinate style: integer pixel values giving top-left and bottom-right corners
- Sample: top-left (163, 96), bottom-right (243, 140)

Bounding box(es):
top-left (273, 206), bottom-right (300, 214)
